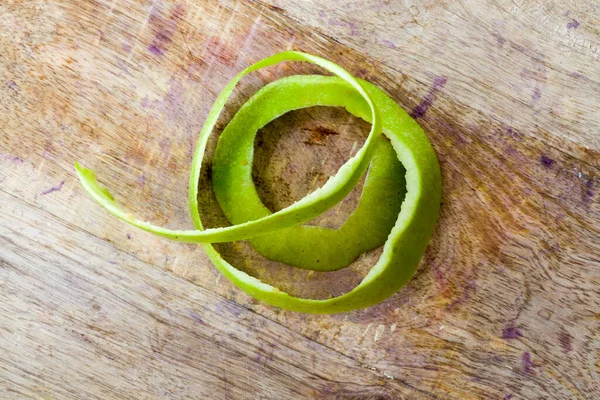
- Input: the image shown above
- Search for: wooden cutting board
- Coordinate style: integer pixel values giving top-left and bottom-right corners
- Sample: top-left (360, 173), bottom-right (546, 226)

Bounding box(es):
top-left (1, 0), bottom-right (598, 398)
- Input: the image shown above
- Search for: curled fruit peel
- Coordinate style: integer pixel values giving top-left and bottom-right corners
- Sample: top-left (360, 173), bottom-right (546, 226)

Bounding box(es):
top-left (212, 75), bottom-right (407, 272)
top-left (75, 51), bottom-right (442, 314)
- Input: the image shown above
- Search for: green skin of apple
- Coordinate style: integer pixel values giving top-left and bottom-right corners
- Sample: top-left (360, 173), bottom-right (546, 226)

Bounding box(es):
top-left (75, 51), bottom-right (441, 314)
top-left (212, 75), bottom-right (406, 271)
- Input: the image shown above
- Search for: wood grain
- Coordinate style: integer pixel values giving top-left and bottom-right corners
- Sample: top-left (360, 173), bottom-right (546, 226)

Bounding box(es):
top-left (1, 0), bottom-right (599, 398)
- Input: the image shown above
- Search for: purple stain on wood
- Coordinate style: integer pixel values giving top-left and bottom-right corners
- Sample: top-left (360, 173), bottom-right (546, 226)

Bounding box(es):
top-left (558, 331), bottom-right (573, 353)
top-left (382, 40), bottom-right (397, 49)
top-left (429, 260), bottom-right (448, 290)
top-left (115, 58), bottom-right (131, 75)
top-left (520, 68), bottom-right (539, 81)
top-left (502, 323), bottom-right (523, 339)
top-left (2, 153), bottom-right (25, 164)
top-left (433, 76), bottom-right (448, 87)
top-left (159, 138), bottom-right (171, 154)
top-left (570, 72), bottom-right (585, 79)
top-left (497, 36), bottom-right (506, 47)
top-left (6, 80), bottom-right (18, 90)
top-left (254, 349), bottom-right (270, 364)
top-left (489, 354), bottom-right (503, 363)
top-left (163, 77), bottom-right (191, 123)
top-left (137, 173), bottom-right (146, 187)
top-left (522, 352), bottom-right (538, 374)
top-left (347, 20), bottom-right (359, 36)
top-left (140, 96), bottom-right (163, 110)
top-left (540, 155), bottom-right (555, 168)
top-left (148, 44), bottom-right (164, 56)
top-left (189, 310), bottom-right (204, 324)
top-left (583, 179), bottom-right (594, 204)
top-left (531, 86), bottom-right (542, 106)
top-left (126, 233), bottom-right (132, 240)
top-left (504, 395), bottom-right (513, 400)
top-left (328, 18), bottom-right (359, 35)
top-left (215, 300), bottom-right (243, 318)
top-left (147, 4), bottom-right (186, 56)
top-left (567, 20), bottom-right (580, 29)
top-left (504, 126), bottom-right (521, 138)
top-left (40, 180), bottom-right (65, 196)
top-left (447, 278), bottom-right (477, 311)
top-left (410, 77), bottom-right (448, 119)
top-left (504, 145), bottom-right (519, 157)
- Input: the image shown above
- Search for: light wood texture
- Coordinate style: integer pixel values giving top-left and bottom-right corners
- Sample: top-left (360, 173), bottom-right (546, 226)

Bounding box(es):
top-left (1, 0), bottom-right (598, 399)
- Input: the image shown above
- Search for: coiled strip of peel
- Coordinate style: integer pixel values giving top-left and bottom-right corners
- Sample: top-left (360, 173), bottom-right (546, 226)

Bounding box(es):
top-left (75, 51), bottom-right (442, 313)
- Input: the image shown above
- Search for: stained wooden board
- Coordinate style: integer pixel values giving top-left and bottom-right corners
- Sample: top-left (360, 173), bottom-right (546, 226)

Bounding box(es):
top-left (0, 0), bottom-right (599, 399)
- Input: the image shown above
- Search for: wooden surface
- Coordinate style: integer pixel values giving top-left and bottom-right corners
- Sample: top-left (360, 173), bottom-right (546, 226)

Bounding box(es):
top-left (1, 0), bottom-right (599, 398)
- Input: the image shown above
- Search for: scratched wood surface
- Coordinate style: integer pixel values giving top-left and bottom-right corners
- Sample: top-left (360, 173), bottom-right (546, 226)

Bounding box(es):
top-left (1, 0), bottom-right (599, 399)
